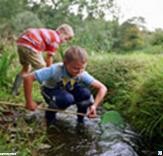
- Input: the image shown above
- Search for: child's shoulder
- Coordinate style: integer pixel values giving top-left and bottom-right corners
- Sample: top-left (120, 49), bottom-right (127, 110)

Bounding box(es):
top-left (51, 62), bottom-right (63, 67)
top-left (50, 62), bottom-right (64, 72)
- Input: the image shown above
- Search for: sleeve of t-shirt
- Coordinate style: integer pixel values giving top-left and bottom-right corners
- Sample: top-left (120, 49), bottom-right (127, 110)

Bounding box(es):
top-left (34, 64), bottom-right (57, 83)
top-left (80, 71), bottom-right (95, 86)
top-left (46, 43), bottom-right (58, 55)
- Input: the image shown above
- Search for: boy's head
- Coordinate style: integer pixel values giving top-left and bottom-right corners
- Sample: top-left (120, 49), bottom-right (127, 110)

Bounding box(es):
top-left (56, 24), bottom-right (74, 43)
top-left (64, 46), bottom-right (88, 77)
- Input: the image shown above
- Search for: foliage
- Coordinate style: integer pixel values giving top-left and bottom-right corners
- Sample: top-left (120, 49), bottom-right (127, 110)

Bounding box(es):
top-left (0, 45), bottom-right (163, 151)
top-left (11, 11), bottom-right (44, 35)
top-left (117, 22), bottom-right (145, 51)
top-left (0, 0), bottom-right (162, 152)
top-left (149, 28), bottom-right (163, 45)
top-left (72, 0), bottom-right (115, 19)
top-left (0, 48), bottom-right (15, 88)
top-left (0, 0), bottom-right (163, 53)
top-left (130, 61), bottom-right (163, 142)
top-left (125, 16), bottom-right (146, 30)
top-left (0, 0), bottom-right (28, 38)
top-left (30, 0), bottom-right (75, 28)
top-left (139, 45), bottom-right (163, 54)
top-left (73, 19), bottom-right (119, 53)
top-left (87, 53), bottom-right (163, 149)
top-left (0, 0), bottom-right (27, 21)
top-left (0, 117), bottom-right (47, 155)
top-left (30, 0), bottom-right (115, 20)
top-left (0, 0), bottom-right (120, 53)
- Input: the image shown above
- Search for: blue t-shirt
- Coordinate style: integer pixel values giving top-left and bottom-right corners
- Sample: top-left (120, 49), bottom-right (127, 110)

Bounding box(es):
top-left (34, 63), bottom-right (95, 89)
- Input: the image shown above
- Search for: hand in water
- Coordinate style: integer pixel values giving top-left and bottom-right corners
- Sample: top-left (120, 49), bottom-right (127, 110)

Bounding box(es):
top-left (87, 105), bottom-right (97, 118)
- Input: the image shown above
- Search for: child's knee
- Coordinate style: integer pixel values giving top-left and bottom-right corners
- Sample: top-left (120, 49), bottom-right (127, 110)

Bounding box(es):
top-left (56, 92), bottom-right (74, 109)
top-left (74, 87), bottom-right (92, 102)
top-left (81, 88), bottom-right (91, 99)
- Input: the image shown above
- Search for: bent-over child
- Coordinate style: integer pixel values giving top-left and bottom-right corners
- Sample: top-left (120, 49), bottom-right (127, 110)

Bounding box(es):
top-left (24, 46), bottom-right (107, 125)
top-left (12, 24), bottom-right (74, 96)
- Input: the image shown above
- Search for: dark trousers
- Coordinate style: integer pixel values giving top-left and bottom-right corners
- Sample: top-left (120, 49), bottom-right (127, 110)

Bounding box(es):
top-left (41, 85), bottom-right (93, 123)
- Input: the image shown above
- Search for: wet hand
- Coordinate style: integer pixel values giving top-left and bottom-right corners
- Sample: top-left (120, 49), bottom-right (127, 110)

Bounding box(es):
top-left (26, 101), bottom-right (37, 111)
top-left (87, 105), bottom-right (97, 118)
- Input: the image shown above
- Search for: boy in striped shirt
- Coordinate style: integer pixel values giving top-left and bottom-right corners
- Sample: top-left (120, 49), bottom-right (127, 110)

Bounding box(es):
top-left (12, 24), bottom-right (74, 96)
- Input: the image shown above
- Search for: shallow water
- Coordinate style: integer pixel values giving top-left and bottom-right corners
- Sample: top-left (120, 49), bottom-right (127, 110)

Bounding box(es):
top-left (43, 106), bottom-right (143, 156)
top-left (0, 105), bottom-right (152, 156)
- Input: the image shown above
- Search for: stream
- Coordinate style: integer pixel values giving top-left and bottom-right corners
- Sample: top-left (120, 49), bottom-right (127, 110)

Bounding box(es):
top-left (0, 105), bottom-right (148, 156)
top-left (41, 106), bottom-right (145, 156)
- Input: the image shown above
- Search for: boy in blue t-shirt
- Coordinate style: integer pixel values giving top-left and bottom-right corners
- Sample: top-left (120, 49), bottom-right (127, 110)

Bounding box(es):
top-left (24, 46), bottom-right (107, 125)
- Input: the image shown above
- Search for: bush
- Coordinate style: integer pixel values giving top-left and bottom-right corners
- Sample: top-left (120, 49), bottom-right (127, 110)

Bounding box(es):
top-left (11, 11), bottom-right (44, 36)
top-left (130, 61), bottom-right (163, 146)
top-left (0, 47), bottom-right (16, 88)
top-left (87, 53), bottom-right (163, 149)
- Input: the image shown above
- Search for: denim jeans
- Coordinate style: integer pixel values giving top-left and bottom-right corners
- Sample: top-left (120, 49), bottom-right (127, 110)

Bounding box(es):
top-left (41, 84), bottom-right (93, 124)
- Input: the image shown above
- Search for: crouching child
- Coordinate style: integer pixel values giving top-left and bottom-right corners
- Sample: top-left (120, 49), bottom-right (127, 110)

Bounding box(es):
top-left (24, 46), bottom-right (107, 125)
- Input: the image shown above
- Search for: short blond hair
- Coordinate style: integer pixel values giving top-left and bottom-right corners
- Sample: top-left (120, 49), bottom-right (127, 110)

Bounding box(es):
top-left (64, 46), bottom-right (88, 63)
top-left (56, 24), bottom-right (74, 37)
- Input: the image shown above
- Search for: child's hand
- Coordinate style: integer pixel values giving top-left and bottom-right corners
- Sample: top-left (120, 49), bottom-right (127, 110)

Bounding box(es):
top-left (26, 101), bottom-right (37, 111)
top-left (87, 105), bottom-right (97, 118)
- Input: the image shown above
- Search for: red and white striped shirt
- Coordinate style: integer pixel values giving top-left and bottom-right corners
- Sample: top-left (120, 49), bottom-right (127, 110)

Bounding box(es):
top-left (17, 28), bottom-right (61, 55)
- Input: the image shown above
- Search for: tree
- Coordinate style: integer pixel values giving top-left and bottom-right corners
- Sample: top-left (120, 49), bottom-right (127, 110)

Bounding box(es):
top-left (29, 0), bottom-right (116, 22)
top-left (149, 28), bottom-right (163, 45)
top-left (126, 16), bottom-right (146, 30)
top-left (0, 0), bottom-right (28, 40)
top-left (72, 0), bottom-right (115, 19)
top-left (117, 20), bottom-right (145, 51)
top-left (0, 0), bottom-right (27, 22)
top-left (11, 11), bottom-right (44, 36)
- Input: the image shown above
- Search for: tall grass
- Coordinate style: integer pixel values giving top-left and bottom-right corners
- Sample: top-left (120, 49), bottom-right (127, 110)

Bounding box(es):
top-left (0, 45), bottom-right (162, 150)
top-left (0, 47), bottom-right (15, 88)
top-left (88, 52), bottom-right (163, 149)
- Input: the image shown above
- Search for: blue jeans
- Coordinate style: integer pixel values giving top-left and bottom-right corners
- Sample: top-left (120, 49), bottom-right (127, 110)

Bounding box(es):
top-left (41, 85), bottom-right (93, 124)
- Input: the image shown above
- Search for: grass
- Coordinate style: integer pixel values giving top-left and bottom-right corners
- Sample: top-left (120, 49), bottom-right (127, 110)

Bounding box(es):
top-left (0, 44), bottom-right (163, 152)
top-left (88, 52), bottom-right (163, 150)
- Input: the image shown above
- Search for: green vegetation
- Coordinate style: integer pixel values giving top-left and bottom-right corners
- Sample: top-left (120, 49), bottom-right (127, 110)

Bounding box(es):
top-left (0, 45), bottom-right (162, 152)
top-left (0, 48), bottom-right (15, 88)
top-left (0, 115), bottom-right (47, 155)
top-left (0, 0), bottom-right (163, 154)
top-left (87, 53), bottom-right (163, 148)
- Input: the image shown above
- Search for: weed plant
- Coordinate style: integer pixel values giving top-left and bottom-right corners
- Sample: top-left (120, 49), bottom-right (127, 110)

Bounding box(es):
top-left (0, 45), bottom-right (162, 151)
top-left (88, 53), bottom-right (163, 149)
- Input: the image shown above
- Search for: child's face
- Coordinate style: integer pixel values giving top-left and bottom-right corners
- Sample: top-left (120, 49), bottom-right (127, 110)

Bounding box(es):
top-left (65, 61), bottom-right (87, 77)
top-left (60, 34), bottom-right (72, 43)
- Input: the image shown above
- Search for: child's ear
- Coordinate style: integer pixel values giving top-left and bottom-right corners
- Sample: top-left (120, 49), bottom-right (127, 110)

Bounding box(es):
top-left (60, 29), bottom-right (66, 35)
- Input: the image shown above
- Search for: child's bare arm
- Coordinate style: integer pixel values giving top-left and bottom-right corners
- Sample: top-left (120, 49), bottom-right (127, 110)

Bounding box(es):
top-left (45, 54), bottom-right (53, 67)
top-left (87, 80), bottom-right (107, 118)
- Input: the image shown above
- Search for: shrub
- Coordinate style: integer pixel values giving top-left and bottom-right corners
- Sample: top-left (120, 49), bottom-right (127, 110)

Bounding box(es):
top-left (0, 47), bottom-right (15, 88)
top-left (11, 11), bottom-right (44, 36)
top-left (87, 53), bottom-right (163, 148)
